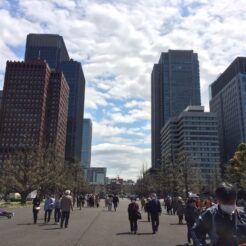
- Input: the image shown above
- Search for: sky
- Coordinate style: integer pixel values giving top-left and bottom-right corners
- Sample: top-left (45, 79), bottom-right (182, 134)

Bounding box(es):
top-left (0, 0), bottom-right (246, 180)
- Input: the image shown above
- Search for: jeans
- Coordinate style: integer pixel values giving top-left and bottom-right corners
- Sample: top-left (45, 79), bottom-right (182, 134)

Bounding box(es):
top-left (151, 213), bottom-right (159, 232)
top-left (54, 208), bottom-right (61, 223)
top-left (187, 224), bottom-right (193, 243)
top-left (61, 211), bottom-right (70, 228)
top-left (33, 209), bottom-right (39, 224)
top-left (130, 219), bottom-right (138, 232)
top-left (44, 209), bottom-right (52, 222)
top-left (147, 212), bottom-right (151, 222)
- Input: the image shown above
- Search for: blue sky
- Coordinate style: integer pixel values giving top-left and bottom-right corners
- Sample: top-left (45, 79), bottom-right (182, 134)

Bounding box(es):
top-left (0, 0), bottom-right (246, 179)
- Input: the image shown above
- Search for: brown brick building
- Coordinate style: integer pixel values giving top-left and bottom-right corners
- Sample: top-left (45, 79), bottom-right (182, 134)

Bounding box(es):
top-left (0, 60), bottom-right (69, 163)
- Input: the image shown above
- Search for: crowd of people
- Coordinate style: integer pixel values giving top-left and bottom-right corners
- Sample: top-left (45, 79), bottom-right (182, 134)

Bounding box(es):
top-left (128, 182), bottom-right (246, 246)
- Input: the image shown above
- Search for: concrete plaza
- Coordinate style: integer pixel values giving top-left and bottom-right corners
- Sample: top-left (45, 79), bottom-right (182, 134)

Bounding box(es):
top-left (0, 199), bottom-right (187, 246)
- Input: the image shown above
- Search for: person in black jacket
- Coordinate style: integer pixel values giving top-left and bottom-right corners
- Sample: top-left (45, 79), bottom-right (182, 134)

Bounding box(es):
top-left (128, 198), bottom-right (139, 234)
top-left (149, 193), bottom-right (162, 234)
top-left (32, 195), bottom-right (41, 224)
top-left (191, 182), bottom-right (246, 246)
top-left (144, 198), bottom-right (151, 222)
top-left (185, 198), bottom-right (199, 244)
top-left (113, 195), bottom-right (119, 212)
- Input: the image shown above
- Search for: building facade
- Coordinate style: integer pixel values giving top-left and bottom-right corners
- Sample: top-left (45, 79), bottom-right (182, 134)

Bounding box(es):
top-left (210, 57), bottom-right (246, 164)
top-left (81, 119), bottom-right (92, 168)
top-left (160, 106), bottom-right (220, 181)
top-left (0, 60), bottom-right (69, 163)
top-left (46, 71), bottom-right (69, 157)
top-left (151, 50), bottom-right (201, 168)
top-left (25, 34), bottom-right (86, 162)
top-left (85, 167), bottom-right (107, 185)
top-left (25, 34), bottom-right (69, 69)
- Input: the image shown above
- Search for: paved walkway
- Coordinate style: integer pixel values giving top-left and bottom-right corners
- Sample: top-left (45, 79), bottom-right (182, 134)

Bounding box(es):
top-left (0, 199), bottom-right (187, 246)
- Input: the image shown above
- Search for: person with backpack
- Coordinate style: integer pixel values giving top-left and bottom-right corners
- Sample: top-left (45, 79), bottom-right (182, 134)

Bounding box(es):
top-left (149, 193), bottom-right (162, 234)
top-left (128, 198), bottom-right (140, 234)
top-left (185, 198), bottom-right (199, 244)
top-left (44, 195), bottom-right (54, 223)
top-left (191, 182), bottom-right (246, 246)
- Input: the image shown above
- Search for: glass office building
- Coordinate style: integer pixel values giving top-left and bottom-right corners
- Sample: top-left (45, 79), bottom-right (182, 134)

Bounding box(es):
top-left (81, 119), bottom-right (92, 168)
top-left (151, 50), bottom-right (201, 168)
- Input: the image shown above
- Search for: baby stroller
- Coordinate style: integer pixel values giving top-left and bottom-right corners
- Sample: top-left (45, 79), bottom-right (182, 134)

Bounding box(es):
top-left (0, 208), bottom-right (14, 219)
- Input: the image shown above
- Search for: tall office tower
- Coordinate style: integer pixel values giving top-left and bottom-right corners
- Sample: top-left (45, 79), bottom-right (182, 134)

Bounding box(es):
top-left (0, 60), bottom-right (69, 164)
top-left (25, 34), bottom-right (69, 69)
top-left (151, 50), bottom-right (201, 168)
top-left (160, 106), bottom-right (220, 183)
top-left (46, 71), bottom-right (69, 157)
top-left (210, 57), bottom-right (246, 164)
top-left (81, 119), bottom-right (92, 168)
top-left (25, 34), bottom-right (86, 162)
top-left (0, 60), bottom-right (50, 163)
top-left (60, 60), bottom-right (85, 162)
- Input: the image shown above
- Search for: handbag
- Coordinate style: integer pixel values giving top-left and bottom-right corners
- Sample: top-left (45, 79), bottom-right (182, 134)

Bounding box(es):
top-left (136, 211), bottom-right (142, 220)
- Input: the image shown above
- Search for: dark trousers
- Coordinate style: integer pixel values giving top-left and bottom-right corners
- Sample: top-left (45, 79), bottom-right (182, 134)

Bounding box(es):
top-left (147, 212), bottom-right (151, 222)
top-left (113, 203), bottom-right (118, 211)
top-left (54, 208), bottom-right (61, 223)
top-left (187, 224), bottom-right (193, 243)
top-left (44, 209), bottom-right (52, 222)
top-left (151, 213), bottom-right (159, 232)
top-left (129, 219), bottom-right (138, 232)
top-left (61, 211), bottom-right (70, 228)
top-left (33, 209), bottom-right (39, 223)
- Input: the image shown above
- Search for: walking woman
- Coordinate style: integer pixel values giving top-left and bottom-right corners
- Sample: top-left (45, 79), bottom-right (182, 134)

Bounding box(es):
top-left (32, 194), bottom-right (41, 224)
top-left (128, 198), bottom-right (139, 234)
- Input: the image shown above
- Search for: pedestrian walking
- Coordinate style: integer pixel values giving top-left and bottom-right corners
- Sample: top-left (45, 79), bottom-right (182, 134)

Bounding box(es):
top-left (177, 197), bottom-right (185, 224)
top-left (165, 196), bottom-right (173, 215)
top-left (44, 195), bottom-right (54, 223)
top-left (113, 195), bottom-right (119, 211)
top-left (141, 197), bottom-right (146, 211)
top-left (191, 182), bottom-right (246, 246)
top-left (54, 194), bottom-right (61, 224)
top-left (149, 193), bottom-right (162, 234)
top-left (95, 195), bottom-right (100, 208)
top-left (144, 198), bottom-right (151, 222)
top-left (185, 198), bottom-right (199, 245)
top-left (108, 195), bottom-right (113, 211)
top-left (128, 198), bottom-right (140, 234)
top-left (77, 194), bottom-right (84, 210)
top-left (60, 190), bottom-right (73, 228)
top-left (32, 195), bottom-right (41, 224)
top-left (172, 197), bottom-right (178, 215)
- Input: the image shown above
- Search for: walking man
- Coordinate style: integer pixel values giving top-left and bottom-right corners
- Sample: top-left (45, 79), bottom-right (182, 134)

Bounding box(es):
top-left (113, 194), bottom-right (119, 211)
top-left (54, 194), bottom-right (61, 225)
top-left (128, 198), bottom-right (139, 234)
top-left (60, 190), bottom-right (73, 228)
top-left (149, 193), bottom-right (162, 234)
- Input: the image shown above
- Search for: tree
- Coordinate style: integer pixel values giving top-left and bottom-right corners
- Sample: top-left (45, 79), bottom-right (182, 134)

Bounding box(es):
top-left (225, 143), bottom-right (246, 191)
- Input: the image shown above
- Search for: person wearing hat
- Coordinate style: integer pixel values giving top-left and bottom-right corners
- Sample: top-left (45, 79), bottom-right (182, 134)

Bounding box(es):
top-left (60, 190), bottom-right (73, 228)
top-left (149, 193), bottom-right (162, 234)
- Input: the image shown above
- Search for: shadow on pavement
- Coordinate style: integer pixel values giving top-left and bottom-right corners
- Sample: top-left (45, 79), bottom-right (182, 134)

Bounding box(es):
top-left (16, 223), bottom-right (33, 226)
top-left (116, 232), bottom-right (154, 236)
top-left (137, 232), bottom-right (154, 235)
top-left (43, 228), bottom-right (61, 230)
top-left (169, 223), bottom-right (186, 226)
top-left (116, 232), bottom-right (132, 235)
top-left (139, 221), bottom-right (151, 223)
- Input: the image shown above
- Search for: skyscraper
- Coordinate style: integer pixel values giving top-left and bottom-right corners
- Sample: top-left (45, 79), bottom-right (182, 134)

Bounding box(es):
top-left (81, 119), bottom-right (92, 168)
top-left (151, 50), bottom-right (201, 168)
top-left (25, 34), bottom-right (86, 162)
top-left (25, 34), bottom-right (69, 69)
top-left (60, 60), bottom-right (85, 162)
top-left (0, 60), bottom-right (69, 163)
top-left (210, 57), bottom-right (246, 164)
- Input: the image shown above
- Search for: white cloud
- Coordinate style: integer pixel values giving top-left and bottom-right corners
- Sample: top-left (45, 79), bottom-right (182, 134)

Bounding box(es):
top-left (0, 0), bottom-right (246, 178)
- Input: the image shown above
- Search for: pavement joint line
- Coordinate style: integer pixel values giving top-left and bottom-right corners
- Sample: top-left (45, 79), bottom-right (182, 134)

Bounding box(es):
top-left (73, 209), bottom-right (103, 246)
